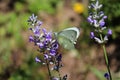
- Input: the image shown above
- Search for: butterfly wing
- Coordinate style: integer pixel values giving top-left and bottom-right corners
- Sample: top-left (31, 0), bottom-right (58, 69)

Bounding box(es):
top-left (55, 27), bottom-right (80, 50)
top-left (57, 35), bottom-right (75, 50)
top-left (58, 27), bottom-right (80, 44)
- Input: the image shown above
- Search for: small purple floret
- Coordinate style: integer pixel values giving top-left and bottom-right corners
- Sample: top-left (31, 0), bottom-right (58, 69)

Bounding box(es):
top-left (100, 21), bottom-right (105, 27)
top-left (37, 20), bottom-right (42, 26)
top-left (52, 42), bottom-right (59, 50)
top-left (29, 35), bottom-right (34, 42)
top-left (37, 42), bottom-right (44, 48)
top-left (44, 54), bottom-right (49, 59)
top-left (104, 73), bottom-right (109, 79)
top-left (35, 57), bottom-right (41, 63)
top-left (107, 29), bottom-right (112, 35)
top-left (90, 32), bottom-right (95, 39)
top-left (87, 16), bottom-right (93, 23)
top-left (103, 16), bottom-right (107, 19)
top-left (50, 49), bottom-right (56, 56)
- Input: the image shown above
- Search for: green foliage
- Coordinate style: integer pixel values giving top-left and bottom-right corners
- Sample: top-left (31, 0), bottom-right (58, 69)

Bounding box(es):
top-left (100, 0), bottom-right (120, 39)
top-left (27, 0), bottom-right (61, 14)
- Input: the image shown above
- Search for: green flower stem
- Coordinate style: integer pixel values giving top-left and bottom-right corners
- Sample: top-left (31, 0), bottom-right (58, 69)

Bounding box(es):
top-left (46, 59), bottom-right (52, 80)
top-left (102, 44), bottom-right (112, 80)
top-left (100, 34), bottom-right (112, 80)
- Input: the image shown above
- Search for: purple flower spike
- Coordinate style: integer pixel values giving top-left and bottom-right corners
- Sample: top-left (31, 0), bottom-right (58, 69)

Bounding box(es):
top-left (29, 35), bottom-right (34, 42)
top-left (107, 29), bottom-right (112, 35)
top-left (90, 32), bottom-right (95, 39)
top-left (35, 57), bottom-right (41, 63)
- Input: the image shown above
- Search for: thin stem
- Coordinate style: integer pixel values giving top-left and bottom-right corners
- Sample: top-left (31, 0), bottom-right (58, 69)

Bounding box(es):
top-left (46, 59), bottom-right (52, 80)
top-left (102, 45), bottom-right (112, 80)
top-left (53, 57), bottom-right (62, 80)
top-left (99, 34), bottom-right (112, 80)
top-left (58, 70), bottom-right (61, 80)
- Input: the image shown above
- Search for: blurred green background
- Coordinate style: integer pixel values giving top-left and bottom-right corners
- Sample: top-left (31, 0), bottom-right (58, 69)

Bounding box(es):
top-left (0, 0), bottom-right (120, 80)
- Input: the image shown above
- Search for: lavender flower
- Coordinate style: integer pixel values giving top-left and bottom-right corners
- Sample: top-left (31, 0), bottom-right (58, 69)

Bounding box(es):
top-left (28, 14), bottom-right (64, 80)
top-left (87, 0), bottom-right (112, 44)
top-left (88, 1), bottom-right (112, 80)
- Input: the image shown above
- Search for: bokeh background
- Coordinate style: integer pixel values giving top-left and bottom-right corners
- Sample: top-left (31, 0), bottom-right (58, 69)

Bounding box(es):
top-left (0, 0), bottom-right (120, 80)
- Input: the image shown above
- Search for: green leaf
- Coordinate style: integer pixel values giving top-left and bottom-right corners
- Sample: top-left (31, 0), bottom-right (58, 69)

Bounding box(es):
top-left (90, 67), bottom-right (105, 80)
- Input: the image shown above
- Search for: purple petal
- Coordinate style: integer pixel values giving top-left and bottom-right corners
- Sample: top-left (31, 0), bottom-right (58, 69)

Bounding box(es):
top-left (33, 26), bottom-right (40, 36)
top-left (45, 32), bottom-right (52, 41)
top-left (99, 21), bottom-right (105, 27)
top-left (52, 41), bottom-right (59, 50)
top-left (35, 57), bottom-right (41, 63)
top-left (29, 35), bottom-right (34, 42)
top-left (93, 20), bottom-right (99, 27)
top-left (103, 16), bottom-right (107, 19)
top-left (44, 54), bottom-right (49, 59)
top-left (90, 32), bottom-right (95, 39)
top-left (42, 28), bottom-right (47, 34)
top-left (87, 16), bottom-right (93, 23)
top-left (37, 42), bottom-right (44, 48)
top-left (37, 20), bottom-right (42, 26)
top-left (107, 29), bottom-right (112, 35)
top-left (50, 49), bottom-right (56, 56)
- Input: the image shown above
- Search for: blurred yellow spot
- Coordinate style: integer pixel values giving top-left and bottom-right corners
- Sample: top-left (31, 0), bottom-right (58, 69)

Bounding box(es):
top-left (73, 3), bottom-right (84, 14)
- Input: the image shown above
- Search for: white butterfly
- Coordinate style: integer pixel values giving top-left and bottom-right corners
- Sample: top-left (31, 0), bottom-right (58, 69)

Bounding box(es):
top-left (55, 27), bottom-right (80, 50)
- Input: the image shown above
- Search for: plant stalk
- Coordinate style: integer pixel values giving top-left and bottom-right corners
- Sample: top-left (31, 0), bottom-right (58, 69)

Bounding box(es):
top-left (100, 34), bottom-right (112, 80)
top-left (46, 59), bottom-right (52, 80)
